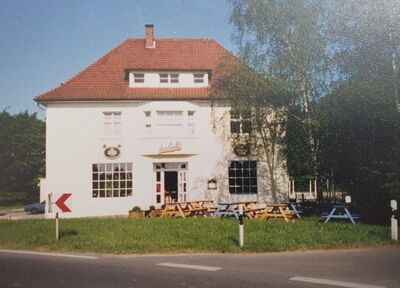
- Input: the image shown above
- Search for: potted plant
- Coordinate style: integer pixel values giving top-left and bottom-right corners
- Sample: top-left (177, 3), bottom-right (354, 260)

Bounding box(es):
top-left (128, 206), bottom-right (144, 219)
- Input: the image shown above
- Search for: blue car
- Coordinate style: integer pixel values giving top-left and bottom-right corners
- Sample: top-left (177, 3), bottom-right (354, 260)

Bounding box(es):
top-left (24, 201), bottom-right (45, 214)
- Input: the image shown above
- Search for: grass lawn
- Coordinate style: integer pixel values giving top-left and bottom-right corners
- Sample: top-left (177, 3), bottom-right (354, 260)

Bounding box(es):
top-left (0, 217), bottom-right (394, 254)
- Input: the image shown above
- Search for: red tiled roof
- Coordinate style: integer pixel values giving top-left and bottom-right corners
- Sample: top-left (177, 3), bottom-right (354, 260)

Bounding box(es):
top-left (35, 38), bottom-right (235, 102)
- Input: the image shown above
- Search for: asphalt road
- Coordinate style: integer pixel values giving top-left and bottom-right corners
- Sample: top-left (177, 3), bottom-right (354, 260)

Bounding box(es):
top-left (0, 209), bottom-right (44, 220)
top-left (0, 247), bottom-right (399, 288)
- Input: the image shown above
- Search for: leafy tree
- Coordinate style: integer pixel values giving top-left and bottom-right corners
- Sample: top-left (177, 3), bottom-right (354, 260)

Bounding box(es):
top-left (229, 0), bottom-right (333, 197)
top-left (328, 0), bottom-right (400, 110)
top-left (212, 60), bottom-right (293, 202)
top-left (319, 78), bottom-right (400, 224)
top-left (0, 111), bottom-right (45, 203)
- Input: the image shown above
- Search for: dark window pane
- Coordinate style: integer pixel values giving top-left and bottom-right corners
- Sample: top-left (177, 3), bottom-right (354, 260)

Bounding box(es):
top-left (92, 164), bottom-right (98, 172)
top-left (230, 110), bottom-right (240, 119)
top-left (242, 111), bottom-right (251, 119)
top-left (230, 122), bottom-right (240, 133)
top-left (243, 186), bottom-right (250, 193)
top-left (242, 121), bottom-right (252, 133)
top-left (229, 187), bottom-right (236, 194)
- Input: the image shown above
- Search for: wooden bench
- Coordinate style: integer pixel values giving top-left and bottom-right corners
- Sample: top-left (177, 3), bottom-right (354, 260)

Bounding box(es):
top-left (186, 207), bottom-right (209, 217)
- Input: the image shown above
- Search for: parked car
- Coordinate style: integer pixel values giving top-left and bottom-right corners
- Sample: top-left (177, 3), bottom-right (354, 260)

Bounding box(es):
top-left (24, 201), bottom-right (45, 214)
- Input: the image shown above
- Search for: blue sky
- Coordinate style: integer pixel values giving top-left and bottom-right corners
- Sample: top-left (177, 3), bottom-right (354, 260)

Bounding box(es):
top-left (0, 0), bottom-right (235, 118)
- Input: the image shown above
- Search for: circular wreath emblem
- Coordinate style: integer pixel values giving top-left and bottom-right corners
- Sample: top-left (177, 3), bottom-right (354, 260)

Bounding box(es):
top-left (104, 147), bottom-right (120, 159)
top-left (234, 143), bottom-right (251, 157)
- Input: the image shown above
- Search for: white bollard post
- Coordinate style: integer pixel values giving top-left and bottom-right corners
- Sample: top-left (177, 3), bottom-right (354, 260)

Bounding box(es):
top-left (391, 200), bottom-right (398, 241)
top-left (238, 204), bottom-right (244, 247)
top-left (55, 212), bottom-right (59, 240)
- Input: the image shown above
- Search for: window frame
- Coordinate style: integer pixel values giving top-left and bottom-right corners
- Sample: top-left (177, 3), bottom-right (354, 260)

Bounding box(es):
top-left (103, 112), bottom-right (122, 136)
top-left (92, 163), bottom-right (133, 198)
top-left (230, 110), bottom-right (252, 134)
top-left (133, 73), bottom-right (145, 83)
top-left (159, 73), bottom-right (180, 84)
top-left (228, 161), bottom-right (258, 195)
top-left (193, 73), bottom-right (205, 83)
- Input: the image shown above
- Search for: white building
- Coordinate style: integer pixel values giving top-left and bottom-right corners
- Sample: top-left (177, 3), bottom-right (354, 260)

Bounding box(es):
top-left (36, 25), bottom-right (289, 218)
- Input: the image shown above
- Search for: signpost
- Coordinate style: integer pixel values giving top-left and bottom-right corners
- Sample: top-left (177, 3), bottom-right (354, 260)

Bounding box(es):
top-left (238, 204), bottom-right (244, 247)
top-left (391, 200), bottom-right (398, 241)
top-left (54, 193), bottom-right (72, 240)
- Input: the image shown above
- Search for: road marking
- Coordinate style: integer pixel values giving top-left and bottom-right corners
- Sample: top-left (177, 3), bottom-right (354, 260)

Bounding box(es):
top-left (0, 249), bottom-right (97, 260)
top-left (157, 262), bottom-right (222, 271)
top-left (290, 276), bottom-right (386, 288)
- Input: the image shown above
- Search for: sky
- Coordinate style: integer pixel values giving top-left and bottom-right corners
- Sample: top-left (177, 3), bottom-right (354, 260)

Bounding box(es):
top-left (0, 0), bottom-right (236, 118)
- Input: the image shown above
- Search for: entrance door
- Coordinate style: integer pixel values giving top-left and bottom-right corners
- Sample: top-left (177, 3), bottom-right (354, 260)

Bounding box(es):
top-left (178, 170), bottom-right (187, 202)
top-left (154, 162), bottom-right (188, 205)
top-left (164, 171), bottom-right (178, 203)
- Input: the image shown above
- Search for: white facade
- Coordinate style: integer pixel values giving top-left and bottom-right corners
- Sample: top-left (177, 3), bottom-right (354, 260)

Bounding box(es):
top-left (41, 100), bottom-right (289, 218)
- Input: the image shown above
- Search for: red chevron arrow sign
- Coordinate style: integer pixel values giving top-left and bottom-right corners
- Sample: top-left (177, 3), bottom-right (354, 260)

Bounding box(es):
top-left (55, 193), bottom-right (72, 213)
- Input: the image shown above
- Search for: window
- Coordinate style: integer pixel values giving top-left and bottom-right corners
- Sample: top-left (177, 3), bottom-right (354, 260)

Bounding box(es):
top-left (194, 73), bottom-right (204, 83)
top-left (144, 111), bottom-right (152, 135)
top-left (228, 161), bottom-right (257, 194)
top-left (133, 73), bottom-right (144, 83)
top-left (156, 111), bottom-right (183, 136)
top-left (170, 73), bottom-right (179, 83)
top-left (104, 112), bottom-right (121, 136)
top-left (159, 73), bottom-right (168, 83)
top-left (188, 111), bottom-right (195, 135)
top-left (92, 163), bottom-right (133, 198)
top-left (159, 73), bottom-right (179, 84)
top-left (230, 110), bottom-right (252, 134)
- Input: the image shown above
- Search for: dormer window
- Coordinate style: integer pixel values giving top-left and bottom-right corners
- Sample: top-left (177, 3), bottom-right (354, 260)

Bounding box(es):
top-left (159, 73), bottom-right (179, 84)
top-left (133, 73), bottom-right (145, 83)
top-left (194, 73), bottom-right (204, 83)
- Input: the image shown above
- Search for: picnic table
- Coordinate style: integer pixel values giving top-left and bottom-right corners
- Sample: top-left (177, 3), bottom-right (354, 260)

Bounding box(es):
top-left (323, 204), bottom-right (359, 224)
top-left (213, 201), bottom-right (264, 219)
top-left (283, 202), bottom-right (303, 219)
top-left (160, 200), bottom-right (214, 218)
top-left (259, 203), bottom-right (296, 222)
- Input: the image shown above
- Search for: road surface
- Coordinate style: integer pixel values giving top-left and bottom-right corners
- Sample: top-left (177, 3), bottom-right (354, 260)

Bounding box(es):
top-left (0, 247), bottom-right (399, 288)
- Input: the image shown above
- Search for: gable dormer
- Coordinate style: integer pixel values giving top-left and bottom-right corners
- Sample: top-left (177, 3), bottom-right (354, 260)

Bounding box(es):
top-left (128, 71), bottom-right (209, 88)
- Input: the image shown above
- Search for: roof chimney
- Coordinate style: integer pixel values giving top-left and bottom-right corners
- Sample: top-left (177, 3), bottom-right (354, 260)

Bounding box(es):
top-left (145, 24), bottom-right (155, 48)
